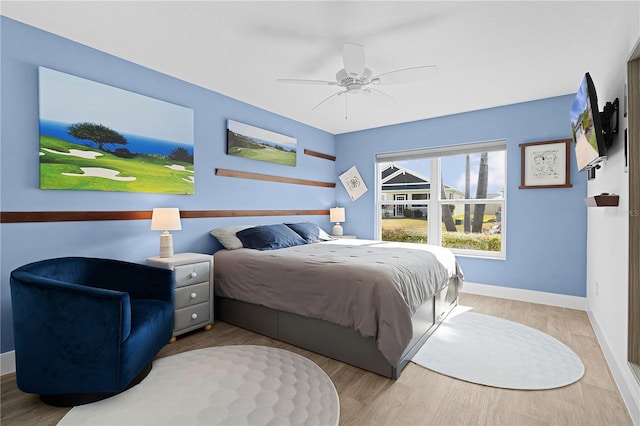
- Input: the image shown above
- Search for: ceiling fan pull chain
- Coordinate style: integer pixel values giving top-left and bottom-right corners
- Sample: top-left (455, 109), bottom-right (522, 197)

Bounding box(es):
top-left (345, 93), bottom-right (348, 120)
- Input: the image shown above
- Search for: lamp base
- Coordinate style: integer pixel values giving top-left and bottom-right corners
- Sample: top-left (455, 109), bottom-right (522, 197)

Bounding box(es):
top-left (332, 223), bottom-right (343, 236)
top-left (159, 232), bottom-right (174, 258)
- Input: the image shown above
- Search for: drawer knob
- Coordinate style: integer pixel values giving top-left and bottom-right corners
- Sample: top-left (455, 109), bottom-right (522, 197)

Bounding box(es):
top-left (191, 313), bottom-right (198, 320)
top-left (190, 272), bottom-right (197, 278)
top-left (190, 292), bottom-right (197, 299)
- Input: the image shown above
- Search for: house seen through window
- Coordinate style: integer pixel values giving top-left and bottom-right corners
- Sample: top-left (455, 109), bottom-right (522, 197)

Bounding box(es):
top-left (376, 140), bottom-right (506, 258)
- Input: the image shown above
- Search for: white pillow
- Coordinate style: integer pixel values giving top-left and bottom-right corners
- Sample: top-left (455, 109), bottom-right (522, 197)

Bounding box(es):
top-left (210, 225), bottom-right (253, 250)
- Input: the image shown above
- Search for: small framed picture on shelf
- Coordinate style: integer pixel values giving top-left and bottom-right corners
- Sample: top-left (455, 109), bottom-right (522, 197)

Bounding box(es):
top-left (519, 139), bottom-right (573, 189)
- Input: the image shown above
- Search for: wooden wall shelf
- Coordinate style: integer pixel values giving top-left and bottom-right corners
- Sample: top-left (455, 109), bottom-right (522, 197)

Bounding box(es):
top-left (215, 168), bottom-right (335, 188)
top-left (303, 149), bottom-right (336, 162)
top-left (584, 194), bottom-right (619, 207)
top-left (0, 209), bottom-right (329, 224)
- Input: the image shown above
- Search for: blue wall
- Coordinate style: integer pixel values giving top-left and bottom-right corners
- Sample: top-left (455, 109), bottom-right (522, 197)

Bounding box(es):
top-left (0, 18), bottom-right (336, 353)
top-left (0, 17), bottom-right (588, 355)
top-left (335, 96), bottom-right (588, 298)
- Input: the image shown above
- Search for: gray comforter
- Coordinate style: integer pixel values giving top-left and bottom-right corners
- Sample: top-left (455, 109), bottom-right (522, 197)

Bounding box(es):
top-left (214, 239), bottom-right (463, 365)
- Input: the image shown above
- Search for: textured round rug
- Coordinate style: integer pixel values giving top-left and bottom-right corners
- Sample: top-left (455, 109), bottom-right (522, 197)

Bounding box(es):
top-left (411, 309), bottom-right (585, 390)
top-left (58, 346), bottom-right (340, 426)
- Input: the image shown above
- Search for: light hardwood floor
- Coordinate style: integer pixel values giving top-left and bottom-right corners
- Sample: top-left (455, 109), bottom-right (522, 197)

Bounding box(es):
top-left (1, 293), bottom-right (632, 425)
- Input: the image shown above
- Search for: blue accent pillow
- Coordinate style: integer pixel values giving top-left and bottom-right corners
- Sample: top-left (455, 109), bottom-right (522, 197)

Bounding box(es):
top-left (285, 222), bottom-right (333, 243)
top-left (236, 224), bottom-right (307, 250)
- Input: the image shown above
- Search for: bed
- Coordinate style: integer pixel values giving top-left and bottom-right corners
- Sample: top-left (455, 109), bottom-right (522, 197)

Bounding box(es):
top-left (211, 222), bottom-right (463, 379)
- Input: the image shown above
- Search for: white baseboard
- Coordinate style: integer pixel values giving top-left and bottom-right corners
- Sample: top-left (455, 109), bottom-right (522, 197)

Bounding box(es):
top-left (460, 282), bottom-right (587, 311)
top-left (586, 311), bottom-right (640, 425)
top-left (1, 350), bottom-right (15, 376)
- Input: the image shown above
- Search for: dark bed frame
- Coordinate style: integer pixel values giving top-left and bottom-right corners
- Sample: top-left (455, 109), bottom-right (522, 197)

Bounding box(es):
top-left (215, 276), bottom-right (459, 379)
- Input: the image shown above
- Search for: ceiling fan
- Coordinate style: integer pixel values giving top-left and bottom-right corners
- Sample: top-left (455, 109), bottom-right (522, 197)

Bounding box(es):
top-left (276, 43), bottom-right (438, 115)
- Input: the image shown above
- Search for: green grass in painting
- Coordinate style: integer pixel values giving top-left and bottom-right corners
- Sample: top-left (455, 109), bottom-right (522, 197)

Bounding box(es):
top-left (226, 130), bottom-right (296, 167)
top-left (228, 146), bottom-right (296, 167)
top-left (39, 136), bottom-right (194, 194)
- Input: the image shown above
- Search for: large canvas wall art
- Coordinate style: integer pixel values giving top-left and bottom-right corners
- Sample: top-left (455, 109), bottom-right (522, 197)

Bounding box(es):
top-left (227, 120), bottom-right (297, 167)
top-left (39, 67), bottom-right (195, 194)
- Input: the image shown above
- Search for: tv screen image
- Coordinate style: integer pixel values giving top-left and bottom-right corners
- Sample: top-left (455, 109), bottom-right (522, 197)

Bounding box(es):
top-left (570, 72), bottom-right (607, 172)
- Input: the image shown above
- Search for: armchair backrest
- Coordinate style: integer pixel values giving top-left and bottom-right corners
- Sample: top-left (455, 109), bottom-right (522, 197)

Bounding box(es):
top-left (13, 257), bottom-right (174, 300)
top-left (10, 270), bottom-right (132, 342)
top-left (10, 270), bottom-right (132, 393)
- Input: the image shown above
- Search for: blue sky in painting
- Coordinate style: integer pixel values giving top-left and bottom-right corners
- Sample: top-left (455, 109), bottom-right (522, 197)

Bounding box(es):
top-left (228, 119), bottom-right (297, 149)
top-left (38, 67), bottom-right (193, 145)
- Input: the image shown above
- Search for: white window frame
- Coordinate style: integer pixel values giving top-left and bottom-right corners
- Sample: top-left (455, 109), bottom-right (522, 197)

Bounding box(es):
top-left (376, 140), bottom-right (507, 259)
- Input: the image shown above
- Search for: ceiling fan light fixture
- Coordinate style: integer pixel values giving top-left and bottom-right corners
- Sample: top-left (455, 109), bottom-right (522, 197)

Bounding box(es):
top-left (347, 84), bottom-right (365, 94)
top-left (277, 43), bottom-right (437, 112)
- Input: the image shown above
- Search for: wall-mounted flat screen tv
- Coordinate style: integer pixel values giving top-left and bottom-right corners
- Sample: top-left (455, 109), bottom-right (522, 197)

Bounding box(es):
top-left (570, 72), bottom-right (608, 172)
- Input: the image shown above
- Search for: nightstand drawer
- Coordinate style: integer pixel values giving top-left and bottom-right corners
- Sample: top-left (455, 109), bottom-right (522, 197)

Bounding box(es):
top-left (174, 281), bottom-right (210, 309)
top-left (174, 262), bottom-right (210, 288)
top-left (174, 302), bottom-right (211, 331)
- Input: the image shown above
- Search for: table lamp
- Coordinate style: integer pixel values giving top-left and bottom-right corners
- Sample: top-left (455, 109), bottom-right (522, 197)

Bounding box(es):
top-left (150, 208), bottom-right (182, 257)
top-left (329, 207), bottom-right (345, 236)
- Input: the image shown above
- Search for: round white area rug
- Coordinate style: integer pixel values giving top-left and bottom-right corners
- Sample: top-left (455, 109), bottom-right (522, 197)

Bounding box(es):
top-left (411, 309), bottom-right (585, 390)
top-left (58, 346), bottom-right (340, 426)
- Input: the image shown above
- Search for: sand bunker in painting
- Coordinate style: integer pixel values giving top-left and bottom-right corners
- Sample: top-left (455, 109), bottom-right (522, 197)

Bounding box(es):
top-left (62, 167), bottom-right (136, 181)
top-left (41, 148), bottom-right (103, 159)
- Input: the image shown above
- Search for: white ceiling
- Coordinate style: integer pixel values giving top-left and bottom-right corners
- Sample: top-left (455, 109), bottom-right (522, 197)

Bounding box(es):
top-left (2, 1), bottom-right (638, 135)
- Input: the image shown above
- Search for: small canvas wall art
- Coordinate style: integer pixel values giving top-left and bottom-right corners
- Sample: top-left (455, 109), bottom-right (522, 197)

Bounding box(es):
top-left (39, 67), bottom-right (195, 194)
top-left (227, 120), bottom-right (297, 167)
top-left (339, 166), bottom-right (368, 201)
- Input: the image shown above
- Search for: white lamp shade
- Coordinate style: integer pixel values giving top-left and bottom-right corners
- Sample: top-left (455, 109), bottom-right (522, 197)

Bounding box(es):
top-left (329, 207), bottom-right (345, 223)
top-left (150, 208), bottom-right (182, 231)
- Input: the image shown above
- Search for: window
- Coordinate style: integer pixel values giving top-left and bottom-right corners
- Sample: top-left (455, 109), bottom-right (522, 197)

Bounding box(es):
top-left (376, 140), bottom-right (507, 258)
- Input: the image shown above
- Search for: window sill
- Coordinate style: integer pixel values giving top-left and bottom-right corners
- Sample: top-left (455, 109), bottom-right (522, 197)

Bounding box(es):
top-left (451, 249), bottom-right (506, 260)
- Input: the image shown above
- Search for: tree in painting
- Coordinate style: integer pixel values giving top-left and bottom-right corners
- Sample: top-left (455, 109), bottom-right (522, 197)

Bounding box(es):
top-left (170, 147), bottom-right (194, 163)
top-left (67, 122), bottom-right (128, 151)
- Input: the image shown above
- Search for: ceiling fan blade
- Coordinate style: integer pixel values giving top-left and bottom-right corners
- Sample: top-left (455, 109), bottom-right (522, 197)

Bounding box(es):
top-left (312, 90), bottom-right (345, 111)
top-left (365, 88), bottom-right (397, 108)
top-left (276, 78), bottom-right (337, 86)
top-left (343, 43), bottom-right (366, 77)
top-left (373, 65), bottom-right (439, 85)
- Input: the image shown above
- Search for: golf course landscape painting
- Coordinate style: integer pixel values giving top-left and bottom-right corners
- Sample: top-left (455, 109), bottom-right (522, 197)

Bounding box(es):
top-left (39, 67), bottom-right (195, 194)
top-left (227, 120), bottom-right (297, 167)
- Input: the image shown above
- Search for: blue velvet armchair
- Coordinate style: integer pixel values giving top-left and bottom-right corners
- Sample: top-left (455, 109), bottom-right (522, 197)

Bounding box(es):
top-left (10, 257), bottom-right (174, 406)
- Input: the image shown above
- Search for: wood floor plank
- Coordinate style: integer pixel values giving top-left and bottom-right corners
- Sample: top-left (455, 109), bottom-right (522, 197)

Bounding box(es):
top-left (0, 293), bottom-right (632, 425)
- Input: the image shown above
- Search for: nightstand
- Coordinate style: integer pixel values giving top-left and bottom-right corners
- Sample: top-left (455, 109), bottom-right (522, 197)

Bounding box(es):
top-left (146, 252), bottom-right (214, 343)
top-left (332, 235), bottom-right (357, 239)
